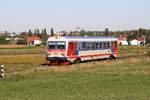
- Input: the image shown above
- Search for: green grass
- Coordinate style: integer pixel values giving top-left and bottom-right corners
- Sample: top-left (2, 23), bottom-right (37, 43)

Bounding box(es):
top-left (0, 46), bottom-right (150, 100)
top-left (0, 71), bottom-right (150, 100)
top-left (119, 46), bottom-right (150, 57)
top-left (0, 56), bottom-right (150, 100)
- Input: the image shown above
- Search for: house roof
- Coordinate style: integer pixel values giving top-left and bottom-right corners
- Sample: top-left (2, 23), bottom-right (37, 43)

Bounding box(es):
top-left (118, 35), bottom-right (127, 41)
top-left (118, 37), bottom-right (127, 41)
top-left (130, 38), bottom-right (143, 42)
top-left (27, 36), bottom-right (41, 43)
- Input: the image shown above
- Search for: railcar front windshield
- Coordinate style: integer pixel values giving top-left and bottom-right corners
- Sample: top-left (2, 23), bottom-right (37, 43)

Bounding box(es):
top-left (47, 41), bottom-right (66, 50)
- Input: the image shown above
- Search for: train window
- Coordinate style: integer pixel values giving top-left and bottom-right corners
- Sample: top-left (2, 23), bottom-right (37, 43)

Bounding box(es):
top-left (48, 42), bottom-right (56, 49)
top-left (82, 42), bottom-right (86, 50)
top-left (91, 42), bottom-right (96, 49)
top-left (87, 42), bottom-right (91, 50)
top-left (107, 42), bottom-right (110, 48)
top-left (79, 42), bottom-right (82, 50)
top-left (110, 41), bottom-right (113, 47)
top-left (96, 42), bottom-right (99, 49)
top-left (103, 42), bottom-right (107, 49)
top-left (106, 42), bottom-right (108, 48)
top-left (57, 42), bottom-right (66, 49)
top-left (48, 41), bottom-right (66, 50)
top-left (99, 42), bottom-right (103, 49)
top-left (75, 43), bottom-right (78, 50)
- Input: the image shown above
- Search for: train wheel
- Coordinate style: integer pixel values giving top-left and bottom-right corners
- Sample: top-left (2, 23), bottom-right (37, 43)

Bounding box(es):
top-left (74, 58), bottom-right (81, 64)
top-left (110, 55), bottom-right (116, 60)
top-left (45, 59), bottom-right (52, 65)
top-left (57, 61), bottom-right (63, 66)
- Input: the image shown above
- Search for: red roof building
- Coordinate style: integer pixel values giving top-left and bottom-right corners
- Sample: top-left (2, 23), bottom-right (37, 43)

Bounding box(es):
top-left (27, 36), bottom-right (41, 46)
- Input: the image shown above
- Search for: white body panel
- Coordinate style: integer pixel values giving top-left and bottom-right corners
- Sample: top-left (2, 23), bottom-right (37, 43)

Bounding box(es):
top-left (81, 55), bottom-right (110, 61)
top-left (79, 49), bottom-right (111, 56)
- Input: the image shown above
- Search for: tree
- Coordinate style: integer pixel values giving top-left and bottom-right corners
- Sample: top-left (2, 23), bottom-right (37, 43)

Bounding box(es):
top-left (40, 28), bottom-right (48, 46)
top-left (80, 29), bottom-right (86, 36)
top-left (34, 29), bottom-right (37, 35)
top-left (0, 37), bottom-right (10, 45)
top-left (28, 29), bottom-right (32, 35)
top-left (44, 28), bottom-right (47, 34)
top-left (37, 29), bottom-right (40, 34)
top-left (104, 28), bottom-right (109, 36)
top-left (20, 32), bottom-right (28, 38)
top-left (127, 32), bottom-right (137, 45)
top-left (146, 32), bottom-right (150, 43)
top-left (138, 28), bottom-right (147, 37)
top-left (16, 39), bottom-right (26, 45)
top-left (51, 28), bottom-right (55, 36)
top-left (41, 29), bottom-right (44, 34)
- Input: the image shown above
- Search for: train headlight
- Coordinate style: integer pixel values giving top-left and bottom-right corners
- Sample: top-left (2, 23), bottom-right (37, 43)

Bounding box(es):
top-left (61, 53), bottom-right (65, 56)
top-left (48, 53), bottom-right (51, 55)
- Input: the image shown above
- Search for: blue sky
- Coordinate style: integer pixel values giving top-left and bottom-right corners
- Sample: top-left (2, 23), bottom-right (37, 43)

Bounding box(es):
top-left (0, 0), bottom-right (150, 32)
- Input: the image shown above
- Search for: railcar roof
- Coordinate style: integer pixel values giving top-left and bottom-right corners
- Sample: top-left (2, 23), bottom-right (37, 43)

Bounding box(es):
top-left (64, 36), bottom-right (116, 39)
top-left (47, 36), bottom-right (118, 42)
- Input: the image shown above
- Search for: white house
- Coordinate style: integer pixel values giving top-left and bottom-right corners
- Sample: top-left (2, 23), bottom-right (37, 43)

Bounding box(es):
top-left (129, 39), bottom-right (142, 46)
top-left (118, 37), bottom-right (128, 45)
top-left (34, 40), bottom-right (42, 45)
top-left (119, 40), bottom-right (128, 45)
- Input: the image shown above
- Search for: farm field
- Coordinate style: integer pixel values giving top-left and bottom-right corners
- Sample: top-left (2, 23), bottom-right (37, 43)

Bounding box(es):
top-left (0, 45), bottom-right (27, 49)
top-left (0, 46), bottom-right (44, 55)
top-left (0, 46), bottom-right (150, 100)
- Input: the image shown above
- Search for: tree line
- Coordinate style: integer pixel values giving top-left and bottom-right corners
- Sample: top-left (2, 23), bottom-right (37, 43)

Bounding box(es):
top-left (0, 27), bottom-right (150, 45)
top-left (68, 28), bottom-right (150, 43)
top-left (0, 28), bottom-right (55, 45)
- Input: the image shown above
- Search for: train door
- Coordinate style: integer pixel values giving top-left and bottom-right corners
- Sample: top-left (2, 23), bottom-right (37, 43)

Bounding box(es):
top-left (113, 41), bottom-right (118, 53)
top-left (67, 42), bottom-right (77, 56)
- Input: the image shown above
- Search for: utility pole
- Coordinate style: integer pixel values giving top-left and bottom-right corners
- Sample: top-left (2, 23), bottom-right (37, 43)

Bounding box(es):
top-left (1, 65), bottom-right (4, 79)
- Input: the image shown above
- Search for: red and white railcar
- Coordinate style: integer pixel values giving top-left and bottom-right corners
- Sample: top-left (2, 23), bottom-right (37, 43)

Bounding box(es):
top-left (45, 36), bottom-right (118, 65)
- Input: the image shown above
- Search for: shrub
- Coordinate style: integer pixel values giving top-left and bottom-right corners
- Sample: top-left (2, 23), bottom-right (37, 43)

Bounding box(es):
top-left (0, 37), bottom-right (10, 44)
top-left (16, 40), bottom-right (26, 45)
top-left (147, 51), bottom-right (150, 57)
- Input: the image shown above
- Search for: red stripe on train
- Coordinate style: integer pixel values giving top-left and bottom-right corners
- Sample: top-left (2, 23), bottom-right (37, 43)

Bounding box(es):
top-left (47, 50), bottom-right (66, 52)
top-left (68, 52), bottom-right (118, 59)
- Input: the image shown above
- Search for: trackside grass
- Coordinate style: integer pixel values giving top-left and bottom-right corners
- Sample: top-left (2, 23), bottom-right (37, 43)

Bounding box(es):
top-left (0, 56), bottom-right (150, 100)
top-left (0, 46), bottom-right (150, 100)
top-left (0, 45), bottom-right (27, 49)
top-left (1, 72), bottom-right (150, 100)
top-left (0, 54), bottom-right (45, 64)
top-left (0, 47), bottom-right (45, 55)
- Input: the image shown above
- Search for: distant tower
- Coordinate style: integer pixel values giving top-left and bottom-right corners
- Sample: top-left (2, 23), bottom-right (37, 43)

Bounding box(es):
top-left (76, 27), bottom-right (81, 36)
top-left (51, 28), bottom-right (55, 36)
